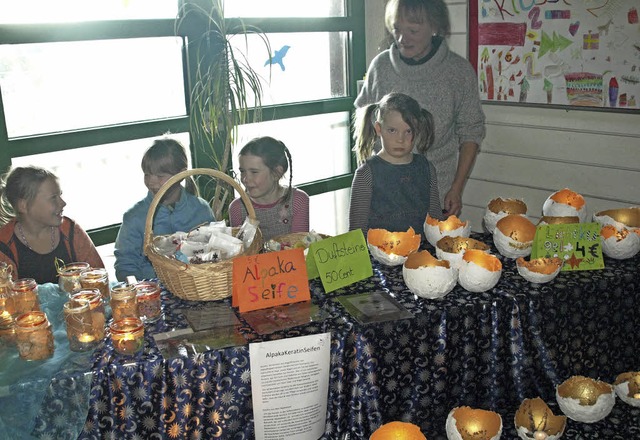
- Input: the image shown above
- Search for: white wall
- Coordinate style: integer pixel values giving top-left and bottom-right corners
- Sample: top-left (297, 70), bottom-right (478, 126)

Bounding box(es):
top-left (364, 1), bottom-right (640, 232)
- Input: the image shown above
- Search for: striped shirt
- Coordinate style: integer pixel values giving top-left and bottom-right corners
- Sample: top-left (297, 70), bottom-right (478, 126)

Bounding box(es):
top-left (229, 187), bottom-right (310, 241)
top-left (349, 154), bottom-right (443, 234)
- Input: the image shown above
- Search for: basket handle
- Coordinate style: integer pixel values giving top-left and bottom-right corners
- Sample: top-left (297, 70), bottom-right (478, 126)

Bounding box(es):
top-left (143, 168), bottom-right (256, 249)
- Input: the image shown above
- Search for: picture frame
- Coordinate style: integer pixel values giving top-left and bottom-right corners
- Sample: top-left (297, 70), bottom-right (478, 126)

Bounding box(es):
top-left (469, 1), bottom-right (640, 113)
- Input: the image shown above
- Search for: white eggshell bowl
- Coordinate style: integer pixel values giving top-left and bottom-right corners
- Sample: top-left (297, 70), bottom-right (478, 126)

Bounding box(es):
top-left (435, 237), bottom-right (490, 270)
top-left (445, 407), bottom-right (503, 440)
top-left (493, 215), bottom-right (537, 259)
top-left (542, 189), bottom-right (587, 223)
top-left (368, 243), bottom-right (407, 266)
top-left (514, 397), bottom-right (567, 440)
top-left (600, 228), bottom-right (640, 260)
top-left (556, 378), bottom-right (615, 423)
top-left (424, 217), bottom-right (471, 248)
top-left (458, 251), bottom-right (502, 293)
top-left (403, 262), bottom-right (458, 300)
top-left (483, 198), bottom-right (528, 233)
top-left (516, 257), bottom-right (563, 284)
top-left (614, 381), bottom-right (640, 407)
top-left (593, 207), bottom-right (640, 233)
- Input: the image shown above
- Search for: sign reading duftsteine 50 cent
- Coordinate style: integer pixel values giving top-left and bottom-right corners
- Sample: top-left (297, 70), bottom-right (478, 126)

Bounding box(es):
top-left (306, 229), bottom-right (372, 292)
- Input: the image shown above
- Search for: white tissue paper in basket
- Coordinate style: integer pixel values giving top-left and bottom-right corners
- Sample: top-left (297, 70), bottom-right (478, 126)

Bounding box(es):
top-left (154, 219), bottom-right (259, 264)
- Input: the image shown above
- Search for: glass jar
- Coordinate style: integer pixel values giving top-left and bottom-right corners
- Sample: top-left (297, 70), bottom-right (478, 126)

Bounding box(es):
top-left (15, 311), bottom-right (54, 360)
top-left (79, 268), bottom-right (110, 301)
top-left (63, 298), bottom-right (98, 352)
top-left (110, 284), bottom-right (138, 322)
top-left (58, 262), bottom-right (90, 294)
top-left (109, 317), bottom-right (144, 356)
top-left (135, 281), bottom-right (162, 323)
top-left (71, 289), bottom-right (106, 341)
top-left (12, 278), bottom-right (40, 317)
top-left (0, 262), bottom-right (15, 339)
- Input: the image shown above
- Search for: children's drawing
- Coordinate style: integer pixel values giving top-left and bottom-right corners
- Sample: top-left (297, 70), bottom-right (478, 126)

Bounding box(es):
top-left (475, 1), bottom-right (640, 110)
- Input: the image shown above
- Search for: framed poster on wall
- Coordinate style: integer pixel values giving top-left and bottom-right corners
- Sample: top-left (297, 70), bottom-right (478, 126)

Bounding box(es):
top-left (469, 1), bottom-right (640, 112)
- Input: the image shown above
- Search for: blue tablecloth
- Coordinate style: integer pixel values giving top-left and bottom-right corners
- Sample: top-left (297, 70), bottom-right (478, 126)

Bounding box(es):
top-left (2, 233), bottom-right (639, 439)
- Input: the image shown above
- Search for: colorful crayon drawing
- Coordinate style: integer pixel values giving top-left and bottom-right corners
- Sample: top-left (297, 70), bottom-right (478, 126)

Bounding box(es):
top-left (476, 0), bottom-right (639, 109)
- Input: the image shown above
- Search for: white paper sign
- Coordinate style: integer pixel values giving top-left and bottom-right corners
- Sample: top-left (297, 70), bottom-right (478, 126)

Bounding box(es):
top-left (249, 332), bottom-right (331, 440)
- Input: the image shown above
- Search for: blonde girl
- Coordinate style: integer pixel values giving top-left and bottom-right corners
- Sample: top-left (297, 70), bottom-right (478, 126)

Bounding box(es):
top-left (229, 136), bottom-right (309, 241)
top-left (349, 92), bottom-right (444, 234)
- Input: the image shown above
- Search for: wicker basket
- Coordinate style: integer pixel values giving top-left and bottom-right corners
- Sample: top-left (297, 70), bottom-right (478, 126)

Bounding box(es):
top-left (143, 168), bottom-right (263, 301)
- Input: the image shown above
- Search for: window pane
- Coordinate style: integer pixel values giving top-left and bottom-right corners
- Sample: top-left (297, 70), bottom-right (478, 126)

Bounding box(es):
top-left (310, 189), bottom-right (350, 236)
top-left (230, 32), bottom-right (347, 106)
top-left (0, 0), bottom-right (178, 23)
top-left (11, 133), bottom-right (191, 230)
top-left (224, 0), bottom-right (344, 17)
top-left (0, 37), bottom-right (186, 138)
top-left (232, 112), bottom-right (351, 184)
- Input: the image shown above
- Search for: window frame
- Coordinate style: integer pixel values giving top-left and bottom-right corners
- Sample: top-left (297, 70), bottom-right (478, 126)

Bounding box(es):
top-left (0, 0), bottom-right (366, 245)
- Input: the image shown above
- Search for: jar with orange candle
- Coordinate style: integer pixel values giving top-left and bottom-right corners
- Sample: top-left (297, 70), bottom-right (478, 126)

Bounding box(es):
top-left (110, 284), bottom-right (138, 322)
top-left (71, 289), bottom-right (106, 341)
top-left (135, 281), bottom-right (162, 323)
top-left (0, 262), bottom-right (15, 342)
top-left (79, 268), bottom-right (110, 301)
top-left (109, 317), bottom-right (144, 356)
top-left (57, 262), bottom-right (90, 295)
top-left (15, 311), bottom-right (54, 360)
top-left (64, 298), bottom-right (97, 352)
top-left (12, 278), bottom-right (40, 317)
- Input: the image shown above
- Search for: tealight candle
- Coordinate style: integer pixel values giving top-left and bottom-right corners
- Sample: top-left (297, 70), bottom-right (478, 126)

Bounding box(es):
top-left (57, 262), bottom-right (90, 295)
top-left (71, 289), bottom-right (106, 341)
top-left (15, 311), bottom-right (54, 361)
top-left (79, 268), bottom-right (110, 300)
top-left (110, 284), bottom-right (138, 322)
top-left (135, 281), bottom-right (162, 323)
top-left (64, 298), bottom-right (98, 352)
top-left (109, 317), bottom-right (144, 356)
top-left (11, 278), bottom-right (40, 317)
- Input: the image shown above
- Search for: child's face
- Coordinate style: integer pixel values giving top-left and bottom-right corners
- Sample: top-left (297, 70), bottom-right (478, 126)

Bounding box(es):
top-left (239, 154), bottom-right (282, 204)
top-left (20, 178), bottom-right (66, 227)
top-left (144, 171), bottom-right (181, 205)
top-left (375, 110), bottom-right (414, 164)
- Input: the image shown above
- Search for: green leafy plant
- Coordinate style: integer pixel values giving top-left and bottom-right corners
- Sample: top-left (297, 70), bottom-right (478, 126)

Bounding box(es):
top-left (177, 0), bottom-right (271, 219)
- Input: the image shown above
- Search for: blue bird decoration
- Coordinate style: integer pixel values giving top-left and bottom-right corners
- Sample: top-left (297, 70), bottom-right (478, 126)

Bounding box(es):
top-left (265, 45), bottom-right (291, 71)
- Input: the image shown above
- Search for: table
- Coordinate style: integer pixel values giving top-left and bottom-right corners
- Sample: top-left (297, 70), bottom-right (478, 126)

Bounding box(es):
top-left (2, 233), bottom-right (639, 439)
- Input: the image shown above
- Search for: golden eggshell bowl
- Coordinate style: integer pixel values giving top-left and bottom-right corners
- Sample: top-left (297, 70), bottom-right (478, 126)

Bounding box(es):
top-left (599, 225), bottom-right (640, 260)
top-left (556, 376), bottom-right (615, 423)
top-left (483, 197), bottom-right (528, 233)
top-left (613, 371), bottom-right (640, 407)
top-left (403, 251), bottom-right (458, 300)
top-left (445, 406), bottom-right (502, 440)
top-left (493, 215), bottom-right (537, 259)
top-left (424, 214), bottom-right (471, 248)
top-left (370, 421), bottom-right (426, 440)
top-left (537, 216), bottom-right (580, 225)
top-left (593, 206), bottom-right (640, 232)
top-left (367, 227), bottom-right (422, 266)
top-left (542, 188), bottom-right (587, 223)
top-left (516, 257), bottom-right (563, 284)
top-left (435, 236), bottom-right (490, 270)
top-left (458, 249), bottom-right (502, 293)
top-left (514, 397), bottom-right (567, 440)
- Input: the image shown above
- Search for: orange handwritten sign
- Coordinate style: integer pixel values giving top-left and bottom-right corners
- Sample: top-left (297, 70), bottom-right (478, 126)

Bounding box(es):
top-left (232, 248), bottom-right (311, 313)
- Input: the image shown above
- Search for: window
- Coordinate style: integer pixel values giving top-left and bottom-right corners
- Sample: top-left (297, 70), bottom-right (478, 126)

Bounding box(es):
top-left (0, 38), bottom-right (185, 138)
top-left (231, 32), bottom-right (348, 106)
top-left (0, 0), bottom-right (366, 245)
